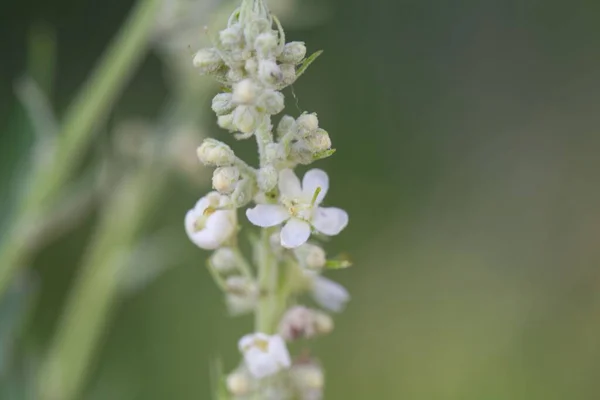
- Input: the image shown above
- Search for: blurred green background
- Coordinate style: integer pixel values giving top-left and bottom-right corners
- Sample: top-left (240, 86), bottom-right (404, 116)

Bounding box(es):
top-left (2, 0), bottom-right (600, 399)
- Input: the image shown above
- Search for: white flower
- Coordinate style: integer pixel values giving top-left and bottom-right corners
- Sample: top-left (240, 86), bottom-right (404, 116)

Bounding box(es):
top-left (310, 274), bottom-right (349, 313)
top-left (246, 169), bottom-right (348, 248)
top-left (238, 333), bottom-right (291, 379)
top-left (184, 192), bottom-right (236, 250)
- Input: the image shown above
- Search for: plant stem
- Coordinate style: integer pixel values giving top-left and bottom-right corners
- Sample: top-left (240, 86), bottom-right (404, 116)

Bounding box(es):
top-left (0, 0), bottom-right (161, 299)
top-left (36, 162), bottom-right (162, 400)
top-left (255, 227), bottom-right (278, 333)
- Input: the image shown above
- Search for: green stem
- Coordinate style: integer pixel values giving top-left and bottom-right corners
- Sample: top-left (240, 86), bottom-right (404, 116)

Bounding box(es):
top-left (37, 163), bottom-right (162, 400)
top-left (255, 227), bottom-right (278, 333)
top-left (0, 0), bottom-right (161, 299)
top-left (255, 116), bottom-right (273, 168)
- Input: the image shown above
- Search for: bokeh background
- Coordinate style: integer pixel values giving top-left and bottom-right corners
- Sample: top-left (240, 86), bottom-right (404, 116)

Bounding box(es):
top-left (2, 0), bottom-right (600, 399)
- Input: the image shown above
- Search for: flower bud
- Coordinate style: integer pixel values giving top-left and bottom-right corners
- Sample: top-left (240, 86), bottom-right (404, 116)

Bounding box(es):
top-left (212, 166), bottom-right (240, 194)
top-left (227, 67), bottom-right (245, 83)
top-left (233, 105), bottom-right (259, 134)
top-left (276, 115), bottom-right (297, 138)
top-left (231, 178), bottom-right (256, 207)
top-left (265, 142), bottom-right (286, 164)
top-left (297, 113), bottom-right (319, 135)
top-left (255, 32), bottom-right (279, 59)
top-left (226, 371), bottom-right (252, 396)
top-left (279, 41), bottom-right (306, 64)
top-left (244, 18), bottom-right (271, 49)
top-left (232, 79), bottom-right (259, 105)
top-left (304, 129), bottom-right (332, 153)
top-left (257, 165), bottom-right (278, 192)
top-left (219, 24), bottom-right (243, 47)
top-left (226, 276), bottom-right (257, 296)
top-left (294, 243), bottom-right (326, 269)
top-left (291, 363), bottom-right (324, 391)
top-left (258, 90), bottom-right (285, 115)
top-left (217, 113), bottom-right (236, 132)
top-left (313, 311), bottom-right (334, 335)
top-left (258, 59), bottom-right (282, 86)
top-left (278, 306), bottom-right (332, 341)
top-left (245, 58), bottom-right (259, 75)
top-left (212, 93), bottom-right (234, 116)
top-left (279, 63), bottom-right (296, 86)
top-left (210, 247), bottom-right (237, 273)
top-left (197, 139), bottom-right (236, 166)
top-left (193, 48), bottom-right (222, 74)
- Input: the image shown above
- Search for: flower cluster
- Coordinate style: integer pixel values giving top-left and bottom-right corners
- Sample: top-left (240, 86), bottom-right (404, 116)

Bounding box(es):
top-left (183, 1), bottom-right (350, 398)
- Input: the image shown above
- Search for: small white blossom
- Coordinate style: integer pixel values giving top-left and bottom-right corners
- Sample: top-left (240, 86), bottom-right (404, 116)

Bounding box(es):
top-left (309, 273), bottom-right (349, 313)
top-left (246, 169), bottom-right (349, 248)
top-left (238, 333), bottom-right (291, 378)
top-left (184, 192), bottom-right (236, 250)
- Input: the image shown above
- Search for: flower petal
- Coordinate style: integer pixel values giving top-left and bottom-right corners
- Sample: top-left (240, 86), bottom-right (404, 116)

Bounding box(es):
top-left (244, 348), bottom-right (279, 378)
top-left (269, 335), bottom-right (291, 368)
top-left (312, 275), bottom-right (350, 313)
top-left (278, 169), bottom-right (302, 198)
top-left (246, 204), bottom-right (289, 227)
top-left (280, 218), bottom-right (311, 248)
top-left (302, 169), bottom-right (329, 204)
top-left (311, 207), bottom-right (348, 236)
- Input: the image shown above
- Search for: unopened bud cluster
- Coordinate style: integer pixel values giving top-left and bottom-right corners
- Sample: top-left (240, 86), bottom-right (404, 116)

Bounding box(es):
top-left (183, 1), bottom-right (350, 399)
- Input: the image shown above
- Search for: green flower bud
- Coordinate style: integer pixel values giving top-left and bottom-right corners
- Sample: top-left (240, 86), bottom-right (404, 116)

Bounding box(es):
top-left (245, 58), bottom-right (258, 75)
top-left (276, 115), bottom-right (297, 138)
top-left (219, 24), bottom-right (243, 47)
top-left (279, 41), bottom-right (306, 64)
top-left (255, 32), bottom-right (279, 59)
top-left (233, 105), bottom-right (259, 134)
top-left (217, 113), bottom-right (236, 132)
top-left (212, 93), bottom-right (234, 116)
top-left (258, 90), bottom-right (285, 115)
top-left (197, 138), bottom-right (235, 166)
top-left (304, 129), bottom-right (331, 153)
top-left (212, 166), bottom-right (240, 194)
top-left (257, 165), bottom-right (278, 192)
top-left (297, 113), bottom-right (319, 135)
top-left (231, 178), bottom-right (256, 207)
top-left (258, 59), bottom-right (282, 85)
top-left (232, 79), bottom-right (259, 105)
top-left (192, 48), bottom-right (223, 74)
top-left (244, 18), bottom-right (271, 48)
top-left (279, 63), bottom-right (296, 86)
top-left (210, 247), bottom-right (237, 273)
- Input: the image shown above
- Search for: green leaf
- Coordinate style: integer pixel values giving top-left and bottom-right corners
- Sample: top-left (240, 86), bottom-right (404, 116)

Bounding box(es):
top-left (296, 50), bottom-right (323, 79)
top-left (325, 253), bottom-right (353, 269)
top-left (312, 148), bottom-right (336, 161)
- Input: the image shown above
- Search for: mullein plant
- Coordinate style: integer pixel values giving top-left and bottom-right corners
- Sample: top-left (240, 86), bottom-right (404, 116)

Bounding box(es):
top-left (186, 0), bottom-right (349, 398)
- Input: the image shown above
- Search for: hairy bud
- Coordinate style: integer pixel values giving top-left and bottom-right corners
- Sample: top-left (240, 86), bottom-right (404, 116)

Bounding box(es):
top-left (255, 32), bottom-right (279, 59)
top-left (193, 48), bottom-right (222, 74)
top-left (196, 139), bottom-right (235, 166)
top-left (217, 113), bottom-right (236, 132)
top-left (279, 41), bottom-right (306, 64)
top-left (232, 79), bottom-right (259, 105)
top-left (258, 90), bottom-right (285, 115)
top-left (233, 105), bottom-right (259, 134)
top-left (257, 165), bottom-right (278, 192)
top-left (212, 166), bottom-right (240, 194)
top-left (258, 59), bottom-right (282, 86)
top-left (220, 24), bottom-right (243, 47)
top-left (297, 113), bottom-right (319, 135)
top-left (212, 93), bottom-right (234, 116)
